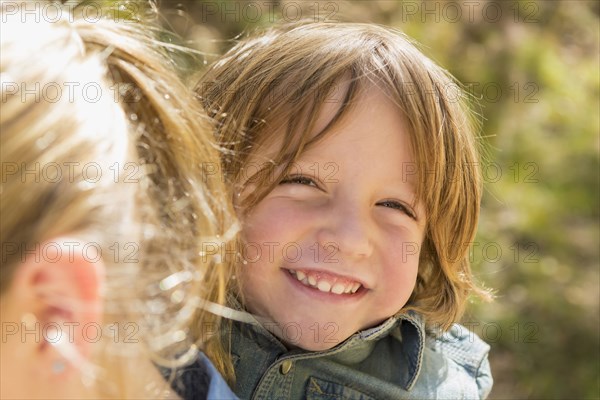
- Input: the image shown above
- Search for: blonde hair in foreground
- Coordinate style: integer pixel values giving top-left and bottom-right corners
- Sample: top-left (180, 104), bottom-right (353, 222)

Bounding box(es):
top-left (196, 21), bottom-right (491, 349)
top-left (1, 1), bottom-right (236, 398)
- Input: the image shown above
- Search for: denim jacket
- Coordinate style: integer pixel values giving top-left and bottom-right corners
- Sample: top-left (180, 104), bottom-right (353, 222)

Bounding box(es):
top-left (227, 309), bottom-right (492, 400)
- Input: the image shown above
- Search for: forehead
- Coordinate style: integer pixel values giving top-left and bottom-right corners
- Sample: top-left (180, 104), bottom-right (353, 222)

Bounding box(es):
top-left (248, 76), bottom-right (352, 161)
top-left (306, 84), bottom-right (416, 172)
top-left (256, 81), bottom-right (417, 182)
top-left (310, 78), bottom-right (353, 138)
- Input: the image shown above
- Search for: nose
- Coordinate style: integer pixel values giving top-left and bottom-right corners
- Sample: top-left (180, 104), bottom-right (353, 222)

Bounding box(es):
top-left (316, 204), bottom-right (373, 260)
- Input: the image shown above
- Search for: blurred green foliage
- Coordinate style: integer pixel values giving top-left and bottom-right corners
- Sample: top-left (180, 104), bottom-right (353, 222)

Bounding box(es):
top-left (154, 0), bottom-right (599, 398)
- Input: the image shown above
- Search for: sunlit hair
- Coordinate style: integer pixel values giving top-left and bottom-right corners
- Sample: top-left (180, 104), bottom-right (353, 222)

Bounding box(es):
top-left (195, 21), bottom-right (491, 346)
top-left (1, 1), bottom-right (236, 397)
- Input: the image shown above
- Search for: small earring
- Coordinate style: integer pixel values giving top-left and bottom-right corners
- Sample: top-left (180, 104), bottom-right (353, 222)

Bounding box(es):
top-left (52, 359), bottom-right (66, 374)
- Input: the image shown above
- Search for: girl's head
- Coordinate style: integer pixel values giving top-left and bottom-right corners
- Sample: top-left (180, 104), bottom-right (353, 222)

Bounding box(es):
top-left (1, 2), bottom-right (234, 398)
top-left (197, 22), bottom-right (486, 350)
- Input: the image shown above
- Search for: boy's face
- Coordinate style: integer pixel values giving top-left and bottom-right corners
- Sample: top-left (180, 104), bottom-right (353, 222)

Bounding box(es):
top-left (238, 85), bottom-right (426, 351)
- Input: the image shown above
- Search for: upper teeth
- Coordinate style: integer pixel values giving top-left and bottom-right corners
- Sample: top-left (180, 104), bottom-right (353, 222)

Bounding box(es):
top-left (289, 270), bottom-right (361, 294)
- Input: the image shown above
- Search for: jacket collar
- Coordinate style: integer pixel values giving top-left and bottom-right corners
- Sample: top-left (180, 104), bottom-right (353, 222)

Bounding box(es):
top-left (228, 297), bottom-right (426, 391)
top-left (348, 311), bottom-right (425, 390)
top-left (394, 312), bottom-right (426, 390)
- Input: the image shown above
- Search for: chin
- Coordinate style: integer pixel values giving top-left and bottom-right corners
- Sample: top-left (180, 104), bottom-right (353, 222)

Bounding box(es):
top-left (272, 319), bottom-right (354, 352)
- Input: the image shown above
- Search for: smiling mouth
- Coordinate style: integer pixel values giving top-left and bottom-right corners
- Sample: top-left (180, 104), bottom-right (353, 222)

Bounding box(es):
top-left (287, 269), bottom-right (363, 295)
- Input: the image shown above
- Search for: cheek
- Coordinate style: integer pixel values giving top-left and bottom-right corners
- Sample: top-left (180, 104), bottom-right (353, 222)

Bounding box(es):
top-left (238, 270), bottom-right (270, 318)
top-left (242, 200), bottom-right (306, 244)
top-left (376, 264), bottom-right (418, 315)
top-left (379, 236), bottom-right (422, 297)
top-left (242, 208), bottom-right (279, 244)
top-left (381, 256), bottom-right (419, 290)
top-left (385, 228), bottom-right (423, 266)
top-left (239, 202), bottom-right (297, 272)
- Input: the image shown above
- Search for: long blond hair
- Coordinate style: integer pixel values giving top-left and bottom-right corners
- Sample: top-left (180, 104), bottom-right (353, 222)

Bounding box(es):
top-left (195, 21), bottom-right (491, 378)
top-left (1, 1), bottom-right (236, 397)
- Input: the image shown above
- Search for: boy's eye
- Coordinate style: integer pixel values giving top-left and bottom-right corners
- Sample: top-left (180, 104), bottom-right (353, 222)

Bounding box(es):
top-left (377, 200), bottom-right (417, 220)
top-left (280, 175), bottom-right (318, 187)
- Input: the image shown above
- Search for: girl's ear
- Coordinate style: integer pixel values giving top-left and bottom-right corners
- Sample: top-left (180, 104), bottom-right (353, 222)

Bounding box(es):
top-left (12, 237), bottom-right (105, 367)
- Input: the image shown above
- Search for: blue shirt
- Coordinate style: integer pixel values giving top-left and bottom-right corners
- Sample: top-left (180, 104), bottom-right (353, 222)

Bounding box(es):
top-left (168, 352), bottom-right (239, 400)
